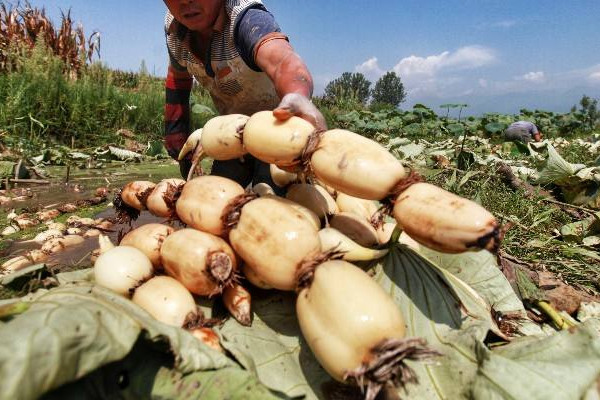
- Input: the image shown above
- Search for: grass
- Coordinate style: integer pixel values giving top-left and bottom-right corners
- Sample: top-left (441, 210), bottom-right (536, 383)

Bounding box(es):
top-left (0, 43), bottom-right (215, 159)
top-left (426, 165), bottom-right (600, 294)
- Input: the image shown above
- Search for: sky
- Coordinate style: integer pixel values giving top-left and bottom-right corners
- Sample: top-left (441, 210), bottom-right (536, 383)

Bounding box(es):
top-left (24, 0), bottom-right (600, 116)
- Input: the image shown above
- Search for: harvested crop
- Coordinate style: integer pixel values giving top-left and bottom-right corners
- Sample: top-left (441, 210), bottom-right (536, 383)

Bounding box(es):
top-left (83, 229), bottom-right (102, 238)
top-left (177, 128), bottom-right (204, 161)
top-left (201, 114), bottom-right (248, 160)
top-left (90, 234), bottom-right (115, 263)
top-left (15, 216), bottom-right (38, 229)
top-left (330, 212), bottom-right (379, 247)
top-left (243, 111), bottom-right (314, 166)
top-left (35, 209), bottom-right (60, 222)
top-left (376, 222), bottom-right (397, 245)
top-left (229, 197), bottom-right (321, 291)
top-left (33, 229), bottom-right (64, 243)
top-left (393, 183), bottom-right (500, 253)
top-left (176, 176), bottom-right (246, 236)
top-left (335, 192), bottom-right (379, 222)
top-left (285, 183), bottom-right (338, 219)
top-left (222, 282), bottom-right (252, 326)
top-left (94, 245), bottom-right (154, 296)
top-left (120, 223), bottom-right (175, 268)
top-left (119, 181), bottom-right (156, 210)
top-left (46, 222), bottom-right (66, 232)
top-left (311, 129), bottom-right (407, 200)
top-left (1, 225), bottom-right (19, 236)
top-left (160, 228), bottom-right (237, 296)
top-left (146, 178), bottom-right (185, 218)
top-left (132, 276), bottom-right (198, 327)
top-left (252, 182), bottom-right (276, 197)
top-left (0, 250), bottom-right (48, 276)
top-left (41, 235), bottom-right (85, 254)
top-left (270, 164), bottom-right (298, 187)
top-left (318, 228), bottom-right (388, 261)
top-left (296, 260), bottom-right (438, 399)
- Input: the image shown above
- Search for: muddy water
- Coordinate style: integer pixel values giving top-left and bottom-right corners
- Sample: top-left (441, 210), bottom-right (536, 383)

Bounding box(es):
top-left (2, 161), bottom-right (183, 269)
top-left (2, 162), bottom-right (180, 211)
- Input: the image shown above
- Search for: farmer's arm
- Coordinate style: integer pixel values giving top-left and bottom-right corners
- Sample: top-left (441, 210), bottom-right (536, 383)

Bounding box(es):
top-left (235, 8), bottom-right (326, 130)
top-left (256, 39), bottom-right (326, 130)
top-left (164, 64), bottom-right (193, 175)
top-left (530, 123), bottom-right (542, 142)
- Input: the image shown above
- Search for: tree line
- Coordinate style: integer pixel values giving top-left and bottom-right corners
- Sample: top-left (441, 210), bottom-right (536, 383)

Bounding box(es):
top-left (323, 71), bottom-right (406, 108)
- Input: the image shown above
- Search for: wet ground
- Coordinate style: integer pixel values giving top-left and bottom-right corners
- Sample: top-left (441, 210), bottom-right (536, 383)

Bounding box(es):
top-left (1, 161), bottom-right (183, 269)
top-left (2, 162), bottom-right (180, 210)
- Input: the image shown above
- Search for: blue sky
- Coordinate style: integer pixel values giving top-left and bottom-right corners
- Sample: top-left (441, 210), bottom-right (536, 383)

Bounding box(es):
top-left (26, 0), bottom-right (600, 115)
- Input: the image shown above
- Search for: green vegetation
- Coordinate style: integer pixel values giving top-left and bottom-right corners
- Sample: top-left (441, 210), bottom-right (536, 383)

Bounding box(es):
top-left (322, 70), bottom-right (407, 109)
top-left (323, 71), bottom-right (372, 106)
top-left (371, 71), bottom-right (406, 107)
top-left (0, 2), bottom-right (215, 159)
top-left (1, 1), bottom-right (599, 295)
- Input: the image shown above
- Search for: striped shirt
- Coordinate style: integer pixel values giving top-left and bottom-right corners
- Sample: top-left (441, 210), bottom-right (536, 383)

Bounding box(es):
top-left (164, 0), bottom-right (285, 158)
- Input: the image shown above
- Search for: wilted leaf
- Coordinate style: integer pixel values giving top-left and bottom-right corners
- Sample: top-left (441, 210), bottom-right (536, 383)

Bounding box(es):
top-left (68, 151), bottom-right (90, 160)
top-left (583, 235), bottom-right (600, 247)
top-left (108, 146), bottom-right (144, 161)
top-left (560, 213), bottom-right (600, 243)
top-left (386, 136), bottom-right (412, 149)
top-left (416, 248), bottom-right (528, 316)
top-left (369, 244), bottom-right (496, 399)
top-left (395, 143), bottom-right (425, 159)
top-left (471, 321), bottom-right (600, 400)
top-left (559, 246), bottom-right (600, 261)
top-left (0, 263), bottom-right (47, 287)
top-left (458, 171), bottom-right (483, 190)
top-left (537, 144), bottom-right (586, 185)
top-left (45, 340), bottom-right (283, 400)
top-left (0, 283), bottom-right (231, 400)
top-left (218, 291), bottom-right (332, 399)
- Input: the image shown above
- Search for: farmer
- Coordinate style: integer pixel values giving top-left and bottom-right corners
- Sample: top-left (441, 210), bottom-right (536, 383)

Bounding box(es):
top-left (503, 121), bottom-right (542, 143)
top-left (162, 0), bottom-right (325, 187)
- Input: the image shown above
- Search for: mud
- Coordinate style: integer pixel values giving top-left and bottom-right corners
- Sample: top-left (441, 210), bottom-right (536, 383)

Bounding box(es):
top-left (1, 162), bottom-right (179, 212)
top-left (1, 162), bottom-right (182, 270)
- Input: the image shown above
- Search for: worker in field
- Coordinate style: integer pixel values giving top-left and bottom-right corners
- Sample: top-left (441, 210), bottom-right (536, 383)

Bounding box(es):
top-left (161, 0), bottom-right (326, 186)
top-left (503, 121), bottom-right (543, 143)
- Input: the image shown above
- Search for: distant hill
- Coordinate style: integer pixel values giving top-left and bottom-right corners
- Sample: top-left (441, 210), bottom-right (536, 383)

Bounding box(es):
top-left (407, 86), bottom-right (600, 117)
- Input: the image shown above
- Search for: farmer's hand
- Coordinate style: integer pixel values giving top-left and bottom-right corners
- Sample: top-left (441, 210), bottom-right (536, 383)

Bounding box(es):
top-left (176, 129), bottom-right (204, 180)
top-left (177, 129), bottom-right (203, 161)
top-left (273, 93), bottom-right (327, 132)
top-left (533, 131), bottom-right (543, 142)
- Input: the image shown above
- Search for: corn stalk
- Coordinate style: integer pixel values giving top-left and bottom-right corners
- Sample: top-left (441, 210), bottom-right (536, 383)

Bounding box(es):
top-left (0, 1), bottom-right (100, 75)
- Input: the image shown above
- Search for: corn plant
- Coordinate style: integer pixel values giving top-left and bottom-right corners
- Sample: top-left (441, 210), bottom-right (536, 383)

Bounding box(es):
top-left (0, 1), bottom-right (100, 75)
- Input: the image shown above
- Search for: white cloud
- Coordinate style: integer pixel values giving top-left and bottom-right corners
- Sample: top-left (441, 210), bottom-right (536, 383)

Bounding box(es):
top-left (589, 70), bottom-right (600, 84)
top-left (391, 46), bottom-right (496, 79)
top-left (520, 71), bottom-right (546, 83)
top-left (350, 46), bottom-right (497, 101)
top-left (355, 57), bottom-right (384, 80)
top-left (491, 20), bottom-right (517, 28)
top-left (478, 78), bottom-right (488, 88)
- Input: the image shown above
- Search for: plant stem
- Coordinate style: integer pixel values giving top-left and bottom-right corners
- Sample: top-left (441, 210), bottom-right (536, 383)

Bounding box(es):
top-left (0, 302), bottom-right (30, 320)
top-left (389, 225), bottom-right (402, 245)
top-left (535, 300), bottom-right (575, 330)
